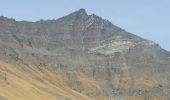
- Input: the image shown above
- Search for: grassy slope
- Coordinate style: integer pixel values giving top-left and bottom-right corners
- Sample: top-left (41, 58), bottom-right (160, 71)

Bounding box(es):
top-left (0, 61), bottom-right (91, 100)
top-left (0, 60), bottom-right (167, 100)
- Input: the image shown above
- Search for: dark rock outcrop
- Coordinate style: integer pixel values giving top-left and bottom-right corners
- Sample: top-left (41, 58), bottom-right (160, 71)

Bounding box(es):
top-left (0, 9), bottom-right (169, 99)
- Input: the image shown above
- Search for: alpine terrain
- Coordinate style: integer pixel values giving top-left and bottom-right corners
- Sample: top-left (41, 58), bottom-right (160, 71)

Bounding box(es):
top-left (0, 9), bottom-right (170, 100)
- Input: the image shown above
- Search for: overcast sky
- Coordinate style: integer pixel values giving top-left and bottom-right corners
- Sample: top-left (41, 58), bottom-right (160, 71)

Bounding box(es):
top-left (0, 0), bottom-right (169, 51)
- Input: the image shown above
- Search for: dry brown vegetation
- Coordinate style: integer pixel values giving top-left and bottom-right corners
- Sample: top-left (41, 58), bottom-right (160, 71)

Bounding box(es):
top-left (75, 72), bottom-right (102, 96)
top-left (151, 94), bottom-right (165, 100)
top-left (0, 61), bottom-right (91, 100)
top-left (126, 96), bottom-right (145, 100)
top-left (0, 61), bottom-right (168, 100)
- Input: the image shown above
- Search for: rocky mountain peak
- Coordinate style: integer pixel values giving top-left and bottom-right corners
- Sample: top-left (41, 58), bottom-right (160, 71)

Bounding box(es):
top-left (75, 8), bottom-right (87, 15)
top-left (0, 9), bottom-right (170, 100)
top-left (62, 8), bottom-right (88, 20)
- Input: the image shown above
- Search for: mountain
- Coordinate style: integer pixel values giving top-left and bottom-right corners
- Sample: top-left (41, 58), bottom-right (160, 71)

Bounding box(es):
top-left (0, 8), bottom-right (170, 100)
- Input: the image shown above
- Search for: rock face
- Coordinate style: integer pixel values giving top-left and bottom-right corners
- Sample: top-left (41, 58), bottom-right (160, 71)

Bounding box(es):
top-left (0, 9), bottom-right (170, 99)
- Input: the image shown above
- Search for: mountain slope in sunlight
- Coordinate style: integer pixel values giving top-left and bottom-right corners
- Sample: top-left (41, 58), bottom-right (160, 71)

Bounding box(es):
top-left (0, 9), bottom-right (170, 99)
top-left (0, 61), bottom-right (91, 100)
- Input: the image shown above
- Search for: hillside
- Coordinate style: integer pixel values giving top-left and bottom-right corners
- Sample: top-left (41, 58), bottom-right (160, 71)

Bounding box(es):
top-left (0, 61), bottom-right (92, 100)
top-left (0, 8), bottom-right (170, 100)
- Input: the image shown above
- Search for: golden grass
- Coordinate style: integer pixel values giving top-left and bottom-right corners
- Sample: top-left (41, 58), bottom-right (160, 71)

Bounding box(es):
top-left (151, 94), bottom-right (165, 100)
top-left (0, 61), bottom-right (168, 100)
top-left (0, 61), bottom-right (91, 100)
top-left (126, 96), bottom-right (145, 100)
top-left (75, 72), bottom-right (102, 95)
top-left (134, 76), bottom-right (156, 89)
top-left (120, 70), bottom-right (130, 90)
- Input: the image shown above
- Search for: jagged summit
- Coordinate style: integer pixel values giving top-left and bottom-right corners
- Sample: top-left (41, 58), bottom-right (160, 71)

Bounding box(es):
top-left (0, 9), bottom-right (170, 100)
top-left (70, 8), bottom-right (88, 17)
top-left (76, 8), bottom-right (87, 15)
top-left (57, 8), bottom-right (88, 22)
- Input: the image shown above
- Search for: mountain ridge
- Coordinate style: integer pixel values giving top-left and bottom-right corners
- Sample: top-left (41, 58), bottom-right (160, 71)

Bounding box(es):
top-left (0, 8), bottom-right (170, 100)
top-left (0, 9), bottom-right (167, 52)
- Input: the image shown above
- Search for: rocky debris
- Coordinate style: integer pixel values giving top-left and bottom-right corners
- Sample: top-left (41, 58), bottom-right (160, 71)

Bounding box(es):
top-left (0, 8), bottom-right (169, 99)
top-left (89, 40), bottom-right (135, 56)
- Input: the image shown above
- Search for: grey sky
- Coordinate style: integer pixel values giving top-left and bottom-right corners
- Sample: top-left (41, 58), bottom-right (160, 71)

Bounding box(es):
top-left (0, 0), bottom-right (169, 51)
